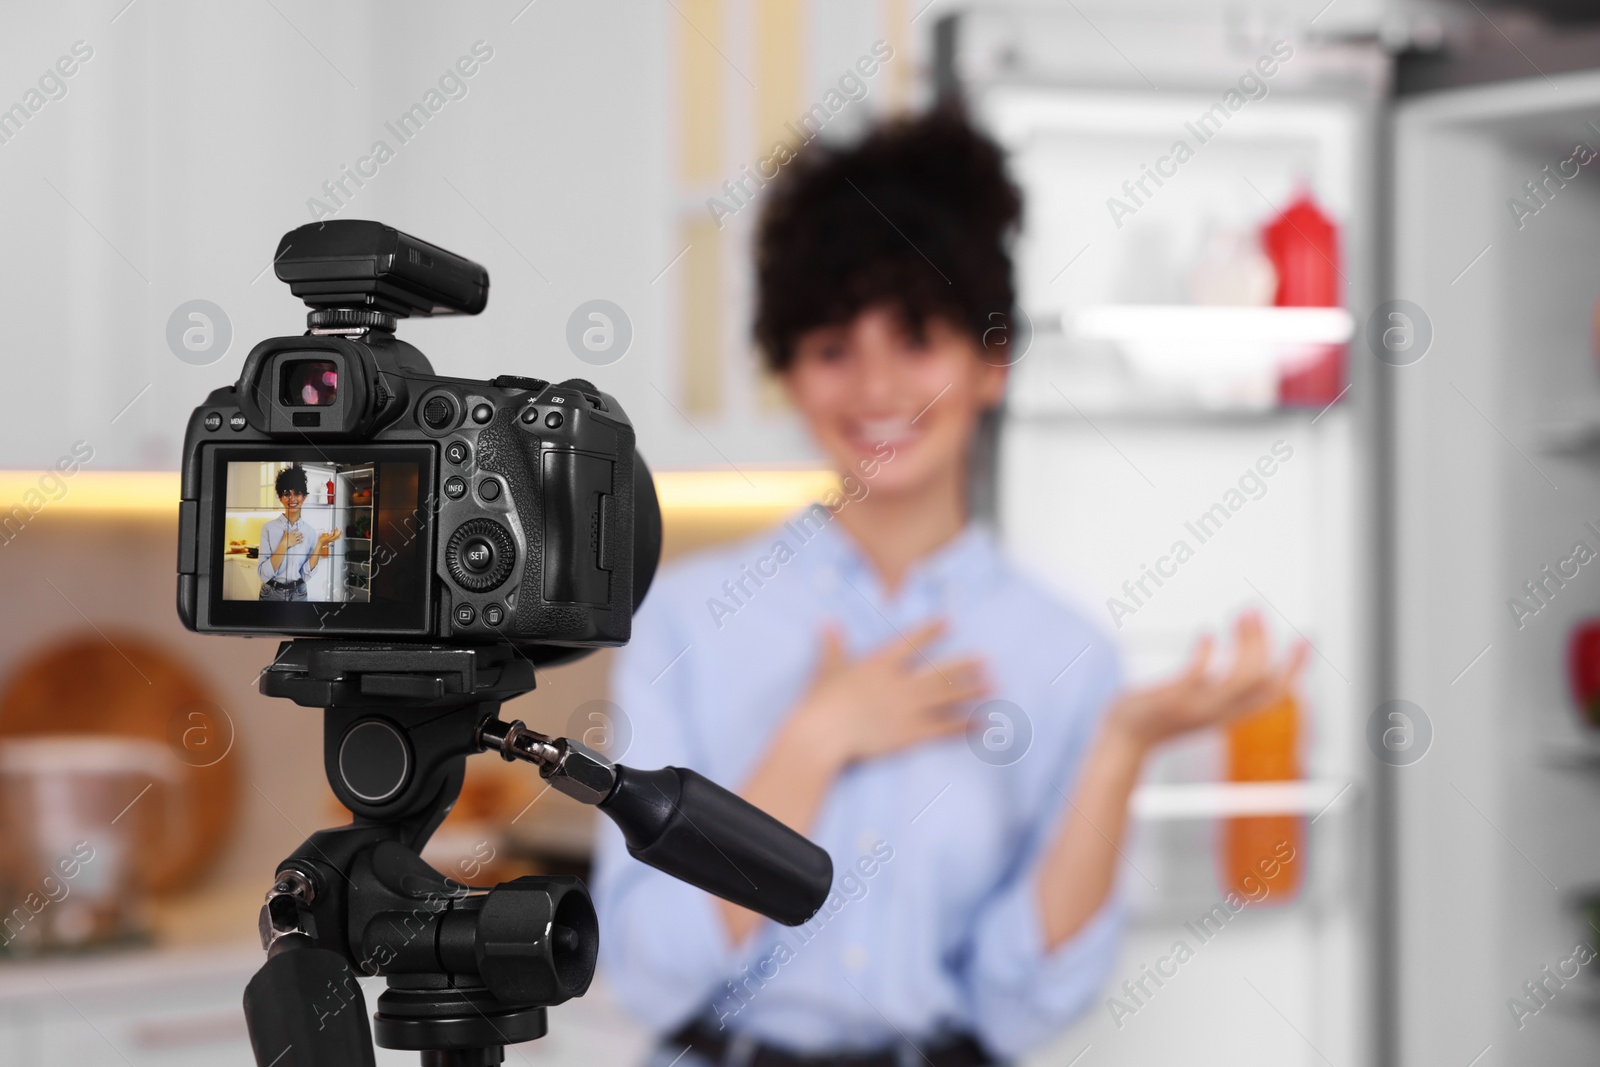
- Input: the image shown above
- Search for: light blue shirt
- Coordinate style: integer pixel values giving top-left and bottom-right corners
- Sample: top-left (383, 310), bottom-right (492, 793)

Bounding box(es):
top-left (257, 514), bottom-right (317, 584)
top-left (593, 507), bottom-right (1125, 1061)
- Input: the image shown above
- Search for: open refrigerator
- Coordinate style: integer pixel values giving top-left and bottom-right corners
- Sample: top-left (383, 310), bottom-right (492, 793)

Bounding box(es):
top-left (279, 463), bottom-right (376, 603)
top-left (951, 7), bottom-right (1600, 1064)
top-left (947, 10), bottom-right (1376, 1067)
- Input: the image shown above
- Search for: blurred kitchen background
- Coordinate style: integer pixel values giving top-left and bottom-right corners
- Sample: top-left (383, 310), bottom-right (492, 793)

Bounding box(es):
top-left (3, 0), bottom-right (1600, 1064)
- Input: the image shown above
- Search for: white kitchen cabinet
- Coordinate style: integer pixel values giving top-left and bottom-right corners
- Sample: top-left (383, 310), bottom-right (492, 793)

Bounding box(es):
top-left (0, 3), bottom-right (682, 473)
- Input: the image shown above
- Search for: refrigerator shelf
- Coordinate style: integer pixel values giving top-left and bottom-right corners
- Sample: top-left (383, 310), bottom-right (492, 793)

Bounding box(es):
top-left (1541, 422), bottom-right (1600, 456)
top-left (1130, 779), bottom-right (1352, 821)
top-left (1006, 399), bottom-right (1342, 423)
top-left (1539, 734), bottom-right (1600, 769)
top-left (1009, 314), bottom-right (1356, 418)
top-left (1068, 304), bottom-right (1354, 348)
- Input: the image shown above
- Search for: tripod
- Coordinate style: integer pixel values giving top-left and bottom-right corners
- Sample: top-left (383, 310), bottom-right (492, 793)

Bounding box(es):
top-left (241, 641), bottom-right (833, 1067)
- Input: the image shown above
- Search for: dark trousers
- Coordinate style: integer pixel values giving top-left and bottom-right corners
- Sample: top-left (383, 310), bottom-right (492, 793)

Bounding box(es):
top-left (661, 1020), bottom-right (1001, 1067)
top-left (258, 578), bottom-right (307, 601)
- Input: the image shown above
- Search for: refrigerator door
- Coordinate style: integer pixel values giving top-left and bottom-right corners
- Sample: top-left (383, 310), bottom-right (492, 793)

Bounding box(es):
top-left (1388, 69), bottom-right (1600, 1067)
top-left (300, 462), bottom-right (337, 602)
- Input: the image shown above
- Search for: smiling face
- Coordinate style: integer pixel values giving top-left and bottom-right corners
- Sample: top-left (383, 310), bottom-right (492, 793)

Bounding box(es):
top-left (278, 487), bottom-right (305, 522)
top-left (782, 305), bottom-right (1007, 502)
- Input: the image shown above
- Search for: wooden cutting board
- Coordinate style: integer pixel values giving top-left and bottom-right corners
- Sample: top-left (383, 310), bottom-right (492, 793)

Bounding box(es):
top-left (0, 633), bottom-right (238, 894)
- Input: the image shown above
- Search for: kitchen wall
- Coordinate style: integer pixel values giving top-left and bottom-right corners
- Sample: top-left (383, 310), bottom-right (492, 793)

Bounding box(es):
top-left (0, 0), bottom-right (935, 476)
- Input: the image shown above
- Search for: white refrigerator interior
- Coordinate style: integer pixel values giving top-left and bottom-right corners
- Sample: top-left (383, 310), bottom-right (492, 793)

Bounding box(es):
top-left (982, 77), bottom-right (1376, 1066)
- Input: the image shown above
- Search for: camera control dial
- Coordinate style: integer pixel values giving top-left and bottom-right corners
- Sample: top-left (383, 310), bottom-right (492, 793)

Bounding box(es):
top-left (446, 518), bottom-right (516, 593)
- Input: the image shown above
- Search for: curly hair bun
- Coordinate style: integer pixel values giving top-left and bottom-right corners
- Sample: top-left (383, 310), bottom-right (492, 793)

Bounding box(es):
top-left (754, 103), bottom-right (1022, 371)
top-left (274, 464), bottom-right (309, 498)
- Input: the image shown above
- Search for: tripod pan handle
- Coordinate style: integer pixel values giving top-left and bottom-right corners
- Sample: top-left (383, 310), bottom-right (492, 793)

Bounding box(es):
top-left (600, 765), bottom-right (834, 927)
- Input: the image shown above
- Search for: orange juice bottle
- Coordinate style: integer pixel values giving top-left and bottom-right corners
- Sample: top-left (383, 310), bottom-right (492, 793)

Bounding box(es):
top-left (1221, 692), bottom-right (1303, 903)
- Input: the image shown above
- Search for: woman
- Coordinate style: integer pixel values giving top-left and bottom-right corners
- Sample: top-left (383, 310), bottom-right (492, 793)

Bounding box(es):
top-left (593, 106), bottom-right (1304, 1067)
top-left (257, 465), bottom-right (340, 601)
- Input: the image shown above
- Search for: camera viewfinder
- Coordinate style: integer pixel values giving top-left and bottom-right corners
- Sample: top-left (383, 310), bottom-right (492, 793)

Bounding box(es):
top-left (282, 359), bottom-right (340, 407)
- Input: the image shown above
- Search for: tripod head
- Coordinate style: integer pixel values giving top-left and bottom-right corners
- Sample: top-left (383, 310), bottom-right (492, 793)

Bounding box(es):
top-left (241, 641), bottom-right (834, 1067)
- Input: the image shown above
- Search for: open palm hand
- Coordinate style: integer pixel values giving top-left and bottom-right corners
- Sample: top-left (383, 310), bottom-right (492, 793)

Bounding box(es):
top-left (1106, 611), bottom-right (1307, 752)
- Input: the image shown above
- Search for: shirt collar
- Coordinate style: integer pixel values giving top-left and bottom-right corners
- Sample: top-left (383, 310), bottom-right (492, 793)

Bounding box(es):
top-left (793, 505), bottom-right (1002, 604)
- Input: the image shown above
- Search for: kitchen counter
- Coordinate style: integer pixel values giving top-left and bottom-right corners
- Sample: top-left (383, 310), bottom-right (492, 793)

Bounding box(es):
top-left (0, 881), bottom-right (651, 1066)
top-left (0, 939), bottom-right (651, 1066)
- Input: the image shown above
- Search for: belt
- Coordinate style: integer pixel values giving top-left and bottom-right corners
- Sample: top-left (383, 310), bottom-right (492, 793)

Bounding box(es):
top-left (265, 578), bottom-right (305, 589)
top-left (667, 1021), bottom-right (998, 1067)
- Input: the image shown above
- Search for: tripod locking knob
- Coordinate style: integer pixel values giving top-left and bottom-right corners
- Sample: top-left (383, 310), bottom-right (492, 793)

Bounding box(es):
top-left (462, 876), bottom-right (599, 1006)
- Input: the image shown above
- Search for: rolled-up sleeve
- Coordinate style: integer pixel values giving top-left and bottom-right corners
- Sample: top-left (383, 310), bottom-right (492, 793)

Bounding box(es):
top-left (592, 592), bottom-right (737, 1033)
top-left (963, 874), bottom-right (1126, 1058)
top-left (958, 640), bottom-right (1126, 1059)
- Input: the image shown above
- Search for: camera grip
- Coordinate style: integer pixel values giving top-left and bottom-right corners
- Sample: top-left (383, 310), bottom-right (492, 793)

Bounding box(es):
top-left (600, 766), bottom-right (833, 927)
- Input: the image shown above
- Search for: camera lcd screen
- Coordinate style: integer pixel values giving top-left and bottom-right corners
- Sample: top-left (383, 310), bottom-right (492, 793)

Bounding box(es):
top-left (206, 445), bottom-right (435, 634)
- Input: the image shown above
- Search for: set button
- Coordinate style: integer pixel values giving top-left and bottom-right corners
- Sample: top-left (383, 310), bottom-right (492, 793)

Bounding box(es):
top-left (460, 536), bottom-right (496, 574)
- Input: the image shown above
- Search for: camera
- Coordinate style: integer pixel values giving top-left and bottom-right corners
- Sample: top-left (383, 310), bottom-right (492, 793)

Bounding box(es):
top-left (176, 219), bottom-right (661, 660)
top-left (175, 223), bottom-right (830, 1067)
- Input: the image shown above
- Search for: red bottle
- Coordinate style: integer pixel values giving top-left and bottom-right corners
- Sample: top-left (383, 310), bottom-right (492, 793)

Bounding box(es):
top-left (1569, 620), bottom-right (1600, 728)
top-left (1262, 189), bottom-right (1344, 406)
top-left (326, 478), bottom-right (335, 506)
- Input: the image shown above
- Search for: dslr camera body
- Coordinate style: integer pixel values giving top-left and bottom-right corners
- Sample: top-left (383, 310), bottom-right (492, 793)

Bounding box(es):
top-left (176, 220), bottom-right (659, 658)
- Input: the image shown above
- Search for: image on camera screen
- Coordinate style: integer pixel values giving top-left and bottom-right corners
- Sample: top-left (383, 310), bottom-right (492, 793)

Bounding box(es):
top-left (219, 459), bottom-right (424, 605)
